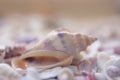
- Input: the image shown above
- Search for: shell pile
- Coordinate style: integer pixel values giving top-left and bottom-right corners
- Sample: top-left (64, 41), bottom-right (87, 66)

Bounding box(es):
top-left (1, 28), bottom-right (120, 80)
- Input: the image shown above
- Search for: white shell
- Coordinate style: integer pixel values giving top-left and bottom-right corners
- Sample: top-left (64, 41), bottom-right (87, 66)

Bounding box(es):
top-left (38, 67), bottom-right (62, 79)
top-left (0, 63), bottom-right (21, 80)
top-left (57, 68), bottom-right (74, 80)
top-left (21, 68), bottom-right (39, 80)
top-left (21, 67), bottom-right (62, 80)
top-left (106, 66), bottom-right (120, 78)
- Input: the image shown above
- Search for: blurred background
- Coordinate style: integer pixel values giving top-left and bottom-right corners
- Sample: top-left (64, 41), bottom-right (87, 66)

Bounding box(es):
top-left (0, 0), bottom-right (120, 46)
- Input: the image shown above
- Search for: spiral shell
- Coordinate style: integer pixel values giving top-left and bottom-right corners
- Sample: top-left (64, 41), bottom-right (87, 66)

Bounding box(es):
top-left (103, 58), bottom-right (120, 80)
top-left (12, 28), bottom-right (97, 69)
top-left (33, 29), bottom-right (97, 56)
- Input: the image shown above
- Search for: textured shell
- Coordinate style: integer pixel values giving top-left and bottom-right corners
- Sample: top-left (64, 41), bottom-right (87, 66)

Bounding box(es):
top-left (31, 28), bottom-right (97, 56)
top-left (12, 28), bottom-right (97, 69)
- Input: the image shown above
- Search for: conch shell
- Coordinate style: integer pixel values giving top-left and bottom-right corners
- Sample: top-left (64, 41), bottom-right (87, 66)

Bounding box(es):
top-left (12, 28), bottom-right (97, 69)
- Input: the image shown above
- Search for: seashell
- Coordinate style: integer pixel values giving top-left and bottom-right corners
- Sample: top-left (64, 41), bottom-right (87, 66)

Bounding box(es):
top-left (106, 66), bottom-right (120, 78)
top-left (22, 67), bottom-right (62, 80)
top-left (16, 68), bottom-right (26, 76)
top-left (12, 28), bottom-right (97, 69)
top-left (102, 58), bottom-right (120, 80)
top-left (21, 67), bottom-right (42, 80)
top-left (0, 45), bottom-right (26, 65)
top-left (38, 67), bottom-right (62, 79)
top-left (57, 68), bottom-right (74, 80)
top-left (0, 63), bottom-right (21, 80)
top-left (34, 30), bottom-right (96, 56)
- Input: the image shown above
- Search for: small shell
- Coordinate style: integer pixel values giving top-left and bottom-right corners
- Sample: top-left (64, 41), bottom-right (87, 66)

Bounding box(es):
top-left (0, 63), bottom-right (21, 80)
top-left (38, 67), bottom-right (62, 79)
top-left (103, 58), bottom-right (120, 80)
top-left (57, 68), bottom-right (74, 80)
top-left (21, 67), bottom-right (40, 80)
top-left (12, 28), bottom-right (96, 69)
top-left (106, 66), bottom-right (120, 78)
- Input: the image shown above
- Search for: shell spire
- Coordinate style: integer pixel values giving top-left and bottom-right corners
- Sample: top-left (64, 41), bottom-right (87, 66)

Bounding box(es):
top-left (74, 33), bottom-right (97, 54)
